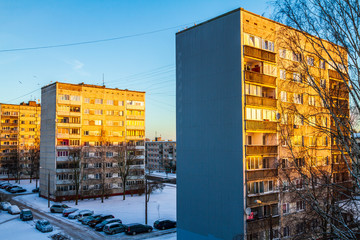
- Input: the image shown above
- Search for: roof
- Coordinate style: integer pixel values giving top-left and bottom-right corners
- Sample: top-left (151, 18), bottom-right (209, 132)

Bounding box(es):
top-left (41, 81), bottom-right (145, 94)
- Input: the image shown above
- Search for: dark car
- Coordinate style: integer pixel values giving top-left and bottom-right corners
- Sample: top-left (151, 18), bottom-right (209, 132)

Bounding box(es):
top-left (88, 214), bottom-right (115, 228)
top-left (153, 219), bottom-right (177, 230)
top-left (20, 209), bottom-right (33, 221)
top-left (103, 222), bottom-right (125, 235)
top-left (94, 218), bottom-right (122, 231)
top-left (0, 183), bottom-right (11, 189)
top-left (50, 204), bottom-right (69, 213)
top-left (125, 223), bottom-right (153, 235)
top-left (9, 187), bottom-right (26, 193)
top-left (81, 214), bottom-right (102, 225)
top-left (5, 185), bottom-right (18, 191)
top-left (32, 187), bottom-right (39, 193)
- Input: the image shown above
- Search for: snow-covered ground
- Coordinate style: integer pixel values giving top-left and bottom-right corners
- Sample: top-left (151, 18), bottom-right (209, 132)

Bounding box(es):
top-left (0, 179), bottom-right (38, 195)
top-left (0, 210), bottom-right (61, 240)
top-left (148, 171), bottom-right (176, 179)
top-left (7, 180), bottom-right (177, 239)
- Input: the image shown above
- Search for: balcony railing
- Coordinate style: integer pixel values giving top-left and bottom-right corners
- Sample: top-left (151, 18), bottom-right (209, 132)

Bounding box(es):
top-left (247, 215), bottom-right (280, 230)
top-left (246, 95), bottom-right (277, 108)
top-left (246, 145), bottom-right (278, 155)
top-left (244, 45), bottom-right (276, 63)
top-left (328, 69), bottom-right (346, 80)
top-left (246, 120), bottom-right (277, 132)
top-left (244, 71), bottom-right (276, 87)
top-left (247, 193), bottom-right (279, 208)
top-left (330, 89), bottom-right (349, 99)
top-left (246, 169), bottom-right (278, 181)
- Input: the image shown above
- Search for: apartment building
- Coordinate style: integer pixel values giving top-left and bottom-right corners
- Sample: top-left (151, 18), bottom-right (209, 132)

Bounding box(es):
top-left (176, 8), bottom-right (349, 240)
top-left (145, 137), bottom-right (176, 172)
top-left (40, 82), bottom-right (145, 201)
top-left (0, 101), bottom-right (41, 179)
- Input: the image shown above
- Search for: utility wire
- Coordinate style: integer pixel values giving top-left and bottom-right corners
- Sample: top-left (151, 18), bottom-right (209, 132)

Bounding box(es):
top-left (0, 21), bottom-right (198, 53)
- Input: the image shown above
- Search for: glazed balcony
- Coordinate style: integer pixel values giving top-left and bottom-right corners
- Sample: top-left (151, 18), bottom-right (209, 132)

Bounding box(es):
top-left (247, 215), bottom-right (280, 230)
top-left (244, 45), bottom-right (276, 63)
top-left (245, 145), bottom-right (278, 155)
top-left (246, 120), bottom-right (277, 132)
top-left (328, 69), bottom-right (347, 80)
top-left (246, 95), bottom-right (277, 108)
top-left (247, 193), bottom-right (279, 208)
top-left (330, 89), bottom-right (349, 99)
top-left (126, 115), bottom-right (145, 120)
top-left (246, 169), bottom-right (278, 181)
top-left (244, 71), bottom-right (276, 87)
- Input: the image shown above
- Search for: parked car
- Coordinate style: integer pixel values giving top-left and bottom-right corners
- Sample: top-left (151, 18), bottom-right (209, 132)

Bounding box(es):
top-left (88, 214), bottom-right (115, 228)
top-left (35, 219), bottom-right (53, 233)
top-left (20, 209), bottom-right (33, 221)
top-left (124, 223), bottom-right (153, 235)
top-left (81, 214), bottom-right (101, 225)
top-left (8, 205), bottom-right (20, 215)
top-left (9, 187), bottom-right (26, 193)
top-left (95, 218), bottom-right (122, 231)
top-left (62, 208), bottom-right (78, 217)
top-left (1, 202), bottom-right (11, 211)
top-left (68, 209), bottom-right (84, 219)
top-left (76, 210), bottom-right (94, 222)
top-left (50, 204), bottom-right (69, 213)
top-left (0, 183), bottom-right (11, 189)
top-left (153, 219), bottom-right (177, 230)
top-left (103, 222), bottom-right (126, 235)
top-left (5, 185), bottom-right (17, 191)
top-left (32, 187), bottom-right (39, 193)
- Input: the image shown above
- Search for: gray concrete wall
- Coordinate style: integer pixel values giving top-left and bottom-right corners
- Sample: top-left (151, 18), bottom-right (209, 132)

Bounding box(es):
top-left (40, 84), bottom-right (57, 198)
top-left (176, 9), bottom-right (244, 240)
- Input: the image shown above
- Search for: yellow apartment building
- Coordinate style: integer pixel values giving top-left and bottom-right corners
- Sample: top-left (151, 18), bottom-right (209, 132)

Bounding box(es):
top-left (40, 82), bottom-right (145, 201)
top-left (0, 101), bottom-right (41, 180)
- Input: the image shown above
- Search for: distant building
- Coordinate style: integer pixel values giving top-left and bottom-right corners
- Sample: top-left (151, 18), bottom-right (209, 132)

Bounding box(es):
top-left (0, 101), bottom-right (41, 179)
top-left (145, 137), bottom-right (176, 172)
top-left (40, 82), bottom-right (145, 201)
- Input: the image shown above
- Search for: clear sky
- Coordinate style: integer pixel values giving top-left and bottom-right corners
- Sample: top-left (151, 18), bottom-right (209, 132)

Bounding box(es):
top-left (0, 0), bottom-right (270, 140)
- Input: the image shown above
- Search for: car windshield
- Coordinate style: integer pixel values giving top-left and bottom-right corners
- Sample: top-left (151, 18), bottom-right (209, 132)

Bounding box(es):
top-left (42, 221), bottom-right (50, 225)
top-left (23, 211), bottom-right (31, 214)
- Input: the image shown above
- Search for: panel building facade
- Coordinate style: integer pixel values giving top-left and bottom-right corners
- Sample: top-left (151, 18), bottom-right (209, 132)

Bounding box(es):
top-left (0, 101), bottom-right (41, 179)
top-left (145, 138), bottom-right (176, 172)
top-left (176, 8), bottom-right (349, 240)
top-left (40, 82), bottom-right (145, 201)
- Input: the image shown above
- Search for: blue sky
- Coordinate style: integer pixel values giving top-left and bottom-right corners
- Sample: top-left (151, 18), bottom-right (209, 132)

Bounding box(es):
top-left (0, 0), bottom-right (270, 140)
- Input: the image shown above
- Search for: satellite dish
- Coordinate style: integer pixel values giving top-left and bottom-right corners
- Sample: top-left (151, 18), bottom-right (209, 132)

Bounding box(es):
top-left (245, 207), bottom-right (251, 215)
top-left (276, 113), bottom-right (281, 120)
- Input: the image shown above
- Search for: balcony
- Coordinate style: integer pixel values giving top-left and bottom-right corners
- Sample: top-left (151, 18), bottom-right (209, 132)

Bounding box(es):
top-left (127, 104), bottom-right (145, 110)
top-left (247, 215), bottom-right (280, 230)
top-left (247, 193), bottom-right (279, 208)
top-left (126, 115), bottom-right (145, 120)
top-left (329, 69), bottom-right (346, 80)
top-left (330, 89), bottom-right (349, 99)
top-left (246, 169), bottom-right (278, 181)
top-left (244, 71), bottom-right (276, 87)
top-left (246, 95), bottom-right (277, 108)
top-left (127, 125), bottom-right (145, 130)
top-left (244, 45), bottom-right (276, 63)
top-left (246, 120), bottom-right (277, 132)
top-left (246, 145), bottom-right (278, 155)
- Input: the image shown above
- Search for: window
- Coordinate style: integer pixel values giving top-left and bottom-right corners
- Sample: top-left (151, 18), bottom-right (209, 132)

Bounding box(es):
top-left (107, 100), bottom-right (114, 105)
top-left (246, 108), bottom-right (262, 121)
top-left (84, 109), bottom-right (89, 114)
top-left (307, 56), bottom-right (314, 66)
top-left (247, 157), bottom-right (262, 170)
top-left (309, 136), bottom-right (316, 146)
top-left (279, 48), bottom-right (286, 58)
top-left (263, 109), bottom-right (276, 121)
top-left (292, 52), bottom-right (301, 62)
top-left (293, 93), bottom-right (303, 104)
top-left (322, 136), bottom-right (328, 146)
top-left (320, 60), bottom-right (326, 69)
top-left (281, 158), bottom-right (288, 168)
top-left (296, 201), bottom-right (305, 211)
top-left (84, 98), bottom-right (90, 103)
top-left (294, 114), bottom-right (303, 126)
top-left (321, 117), bottom-right (327, 127)
top-left (247, 181), bottom-right (264, 194)
top-left (295, 158), bottom-right (305, 167)
top-left (293, 72), bottom-right (302, 82)
top-left (95, 99), bottom-right (103, 104)
top-left (245, 84), bottom-right (262, 96)
top-left (308, 96), bottom-right (316, 106)
top-left (294, 136), bottom-right (303, 146)
top-left (263, 63), bottom-right (277, 76)
top-left (70, 95), bottom-right (80, 101)
top-left (280, 69), bottom-right (286, 80)
top-left (282, 203), bottom-right (290, 214)
top-left (283, 180), bottom-right (289, 191)
top-left (60, 95), bottom-right (69, 101)
top-left (320, 79), bottom-right (326, 88)
top-left (281, 91), bottom-right (287, 102)
top-left (283, 226), bottom-right (290, 237)
top-left (295, 179), bottom-right (303, 189)
top-left (95, 109), bottom-right (103, 115)
top-left (309, 116), bottom-right (316, 126)
top-left (262, 39), bottom-right (274, 52)
top-left (95, 120), bottom-right (102, 126)
top-left (296, 222), bottom-right (305, 234)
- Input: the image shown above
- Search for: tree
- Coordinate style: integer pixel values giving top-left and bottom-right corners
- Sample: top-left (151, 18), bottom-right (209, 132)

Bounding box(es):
top-left (26, 145), bottom-right (40, 186)
top-left (271, 1), bottom-right (360, 239)
top-left (68, 146), bottom-right (82, 205)
top-left (115, 143), bottom-right (137, 200)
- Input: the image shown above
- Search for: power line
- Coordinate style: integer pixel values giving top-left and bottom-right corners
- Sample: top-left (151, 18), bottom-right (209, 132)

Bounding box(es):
top-left (0, 21), bottom-right (198, 53)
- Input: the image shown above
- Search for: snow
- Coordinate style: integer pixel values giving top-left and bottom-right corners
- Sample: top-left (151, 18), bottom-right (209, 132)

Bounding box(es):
top-left (0, 179), bottom-right (38, 195)
top-left (0, 210), bottom-right (61, 240)
top-left (148, 171), bottom-right (177, 179)
top-left (10, 180), bottom-right (177, 239)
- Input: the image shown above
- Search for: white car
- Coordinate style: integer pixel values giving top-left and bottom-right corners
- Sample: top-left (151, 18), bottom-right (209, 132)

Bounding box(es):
top-left (8, 205), bottom-right (20, 215)
top-left (1, 202), bottom-right (11, 211)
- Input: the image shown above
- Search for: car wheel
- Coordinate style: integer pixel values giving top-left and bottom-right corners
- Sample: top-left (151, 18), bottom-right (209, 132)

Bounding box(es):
top-left (162, 226), bottom-right (165, 230)
top-left (111, 230), bottom-right (115, 235)
top-left (50, 209), bottom-right (54, 213)
top-left (132, 232), bottom-right (136, 235)
top-left (148, 228), bottom-right (152, 233)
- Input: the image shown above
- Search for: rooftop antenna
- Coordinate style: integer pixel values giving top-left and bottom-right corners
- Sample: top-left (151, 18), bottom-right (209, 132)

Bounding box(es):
top-left (102, 73), bottom-right (105, 87)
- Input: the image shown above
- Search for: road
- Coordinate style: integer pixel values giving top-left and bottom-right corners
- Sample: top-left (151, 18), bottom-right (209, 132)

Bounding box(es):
top-left (1, 190), bottom-right (176, 239)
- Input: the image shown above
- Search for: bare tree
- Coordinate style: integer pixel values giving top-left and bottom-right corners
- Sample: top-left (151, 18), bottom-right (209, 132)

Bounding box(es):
top-left (68, 146), bottom-right (82, 205)
top-left (115, 143), bottom-right (137, 200)
top-left (270, 1), bottom-right (360, 238)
